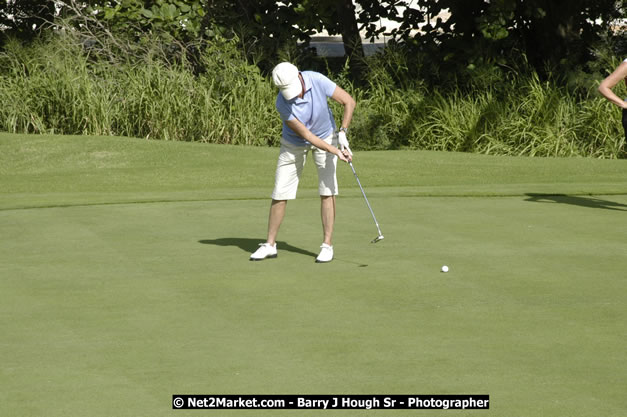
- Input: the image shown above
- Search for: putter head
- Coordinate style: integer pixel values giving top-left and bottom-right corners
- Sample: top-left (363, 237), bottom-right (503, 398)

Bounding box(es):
top-left (371, 235), bottom-right (384, 243)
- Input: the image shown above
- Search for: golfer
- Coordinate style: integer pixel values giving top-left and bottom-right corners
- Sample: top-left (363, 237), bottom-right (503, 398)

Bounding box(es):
top-left (598, 58), bottom-right (627, 143)
top-left (250, 62), bottom-right (356, 263)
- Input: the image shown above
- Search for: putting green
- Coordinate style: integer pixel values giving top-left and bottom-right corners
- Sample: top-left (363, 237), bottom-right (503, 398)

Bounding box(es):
top-left (1, 133), bottom-right (626, 416)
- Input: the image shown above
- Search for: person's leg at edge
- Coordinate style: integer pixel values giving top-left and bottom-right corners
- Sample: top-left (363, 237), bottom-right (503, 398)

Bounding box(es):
top-left (622, 109), bottom-right (627, 155)
top-left (267, 199), bottom-right (287, 245)
top-left (320, 195), bottom-right (335, 246)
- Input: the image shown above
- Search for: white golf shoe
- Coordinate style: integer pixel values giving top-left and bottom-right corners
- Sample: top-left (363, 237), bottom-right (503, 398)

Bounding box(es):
top-left (315, 243), bottom-right (334, 263)
top-left (250, 243), bottom-right (277, 261)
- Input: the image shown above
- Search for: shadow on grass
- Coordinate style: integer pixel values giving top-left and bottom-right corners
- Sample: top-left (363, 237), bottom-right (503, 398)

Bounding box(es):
top-left (525, 194), bottom-right (627, 211)
top-left (198, 237), bottom-right (318, 257)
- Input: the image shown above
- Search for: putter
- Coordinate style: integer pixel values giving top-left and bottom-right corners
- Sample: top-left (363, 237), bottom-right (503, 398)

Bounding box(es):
top-left (348, 161), bottom-right (384, 243)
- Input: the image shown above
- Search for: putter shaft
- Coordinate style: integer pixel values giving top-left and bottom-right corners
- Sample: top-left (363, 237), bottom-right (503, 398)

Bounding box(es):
top-left (349, 161), bottom-right (384, 241)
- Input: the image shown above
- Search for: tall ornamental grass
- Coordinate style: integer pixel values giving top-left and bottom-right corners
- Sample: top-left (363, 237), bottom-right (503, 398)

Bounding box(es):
top-left (0, 31), bottom-right (624, 158)
top-left (0, 34), bottom-right (280, 146)
top-left (403, 74), bottom-right (624, 158)
top-left (338, 49), bottom-right (625, 158)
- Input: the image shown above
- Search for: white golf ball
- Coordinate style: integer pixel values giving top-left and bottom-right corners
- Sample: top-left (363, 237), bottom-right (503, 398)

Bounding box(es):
top-left (441, 265), bottom-right (449, 273)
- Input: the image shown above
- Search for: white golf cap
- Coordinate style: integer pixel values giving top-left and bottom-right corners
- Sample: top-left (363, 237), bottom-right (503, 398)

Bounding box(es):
top-left (272, 62), bottom-right (301, 100)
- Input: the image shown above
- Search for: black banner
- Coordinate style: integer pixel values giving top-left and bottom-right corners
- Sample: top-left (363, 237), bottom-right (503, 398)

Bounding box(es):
top-left (172, 395), bottom-right (489, 410)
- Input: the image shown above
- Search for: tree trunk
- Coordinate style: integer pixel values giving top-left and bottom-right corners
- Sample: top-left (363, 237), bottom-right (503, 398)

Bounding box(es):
top-left (335, 0), bottom-right (366, 81)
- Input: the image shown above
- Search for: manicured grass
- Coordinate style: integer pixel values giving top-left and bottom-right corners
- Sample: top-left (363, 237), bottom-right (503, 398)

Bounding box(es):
top-left (1, 133), bottom-right (626, 417)
top-left (2, 132), bottom-right (627, 210)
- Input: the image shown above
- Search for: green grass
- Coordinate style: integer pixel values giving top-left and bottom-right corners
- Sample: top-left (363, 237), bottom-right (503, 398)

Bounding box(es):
top-left (2, 132), bottom-right (627, 210)
top-left (2, 33), bottom-right (625, 157)
top-left (1, 133), bottom-right (627, 417)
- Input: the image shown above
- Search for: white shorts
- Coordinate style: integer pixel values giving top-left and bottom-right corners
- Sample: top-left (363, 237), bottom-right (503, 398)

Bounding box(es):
top-left (271, 134), bottom-right (338, 200)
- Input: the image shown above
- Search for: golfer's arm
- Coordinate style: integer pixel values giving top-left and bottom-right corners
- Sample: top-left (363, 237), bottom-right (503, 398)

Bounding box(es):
top-left (331, 86), bottom-right (356, 129)
top-left (598, 62), bottom-right (627, 109)
top-left (286, 118), bottom-right (344, 157)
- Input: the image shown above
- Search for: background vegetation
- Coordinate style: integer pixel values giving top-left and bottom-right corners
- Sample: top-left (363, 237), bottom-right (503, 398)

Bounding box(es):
top-left (0, 0), bottom-right (626, 157)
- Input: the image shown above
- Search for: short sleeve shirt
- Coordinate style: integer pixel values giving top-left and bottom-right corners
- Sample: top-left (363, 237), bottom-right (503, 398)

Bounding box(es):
top-left (275, 71), bottom-right (337, 146)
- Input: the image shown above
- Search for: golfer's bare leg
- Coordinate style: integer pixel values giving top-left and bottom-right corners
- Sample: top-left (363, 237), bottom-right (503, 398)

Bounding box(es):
top-left (267, 199), bottom-right (287, 245)
top-left (320, 195), bottom-right (335, 246)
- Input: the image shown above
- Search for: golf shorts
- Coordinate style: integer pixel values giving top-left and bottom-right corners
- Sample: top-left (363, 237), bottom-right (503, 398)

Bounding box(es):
top-left (271, 134), bottom-right (338, 200)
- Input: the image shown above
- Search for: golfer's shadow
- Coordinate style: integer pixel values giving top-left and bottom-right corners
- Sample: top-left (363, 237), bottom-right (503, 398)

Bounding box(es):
top-left (198, 237), bottom-right (318, 257)
top-left (525, 193), bottom-right (627, 211)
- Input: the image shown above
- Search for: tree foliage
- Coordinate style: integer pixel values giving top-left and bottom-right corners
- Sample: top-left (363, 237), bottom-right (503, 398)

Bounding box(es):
top-left (100, 0), bottom-right (206, 41)
top-left (0, 0), bottom-right (56, 41)
top-left (1, 0), bottom-right (625, 83)
top-left (385, 0), bottom-right (625, 80)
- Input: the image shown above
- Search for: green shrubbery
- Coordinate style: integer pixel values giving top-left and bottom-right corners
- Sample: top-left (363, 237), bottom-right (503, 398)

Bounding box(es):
top-left (0, 30), bottom-right (625, 157)
top-left (402, 74), bottom-right (625, 157)
top-left (335, 47), bottom-right (625, 158)
top-left (0, 32), bottom-right (280, 146)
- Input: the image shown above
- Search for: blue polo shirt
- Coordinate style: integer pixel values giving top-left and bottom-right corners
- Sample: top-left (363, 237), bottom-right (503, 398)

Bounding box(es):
top-left (275, 71), bottom-right (337, 146)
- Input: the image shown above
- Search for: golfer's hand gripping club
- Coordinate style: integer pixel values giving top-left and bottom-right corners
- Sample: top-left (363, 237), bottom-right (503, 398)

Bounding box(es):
top-left (338, 130), bottom-right (353, 157)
